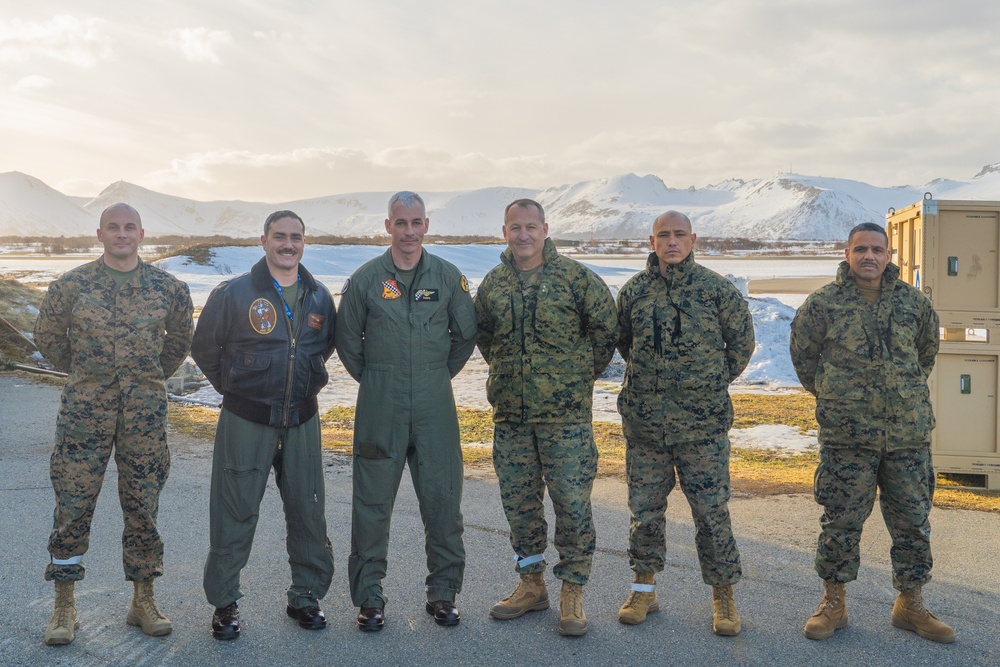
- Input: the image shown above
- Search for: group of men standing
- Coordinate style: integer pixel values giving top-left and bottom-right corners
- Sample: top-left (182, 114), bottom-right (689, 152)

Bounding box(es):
top-left (33, 194), bottom-right (954, 646)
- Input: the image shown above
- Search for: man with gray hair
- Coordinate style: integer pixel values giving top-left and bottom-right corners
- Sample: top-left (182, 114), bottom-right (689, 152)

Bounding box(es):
top-left (336, 191), bottom-right (477, 631)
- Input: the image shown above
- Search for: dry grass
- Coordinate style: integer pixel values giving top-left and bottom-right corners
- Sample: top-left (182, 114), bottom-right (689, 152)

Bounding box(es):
top-left (163, 392), bottom-right (999, 513)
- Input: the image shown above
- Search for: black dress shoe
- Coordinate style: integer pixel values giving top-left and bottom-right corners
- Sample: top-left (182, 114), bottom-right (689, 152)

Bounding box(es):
top-left (286, 604), bottom-right (327, 630)
top-left (426, 600), bottom-right (460, 627)
top-left (357, 606), bottom-right (384, 632)
top-left (212, 602), bottom-right (240, 640)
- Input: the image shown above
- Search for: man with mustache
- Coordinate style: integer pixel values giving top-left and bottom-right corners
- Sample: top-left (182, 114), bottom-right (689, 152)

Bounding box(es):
top-left (790, 222), bottom-right (954, 643)
top-left (192, 210), bottom-right (337, 640)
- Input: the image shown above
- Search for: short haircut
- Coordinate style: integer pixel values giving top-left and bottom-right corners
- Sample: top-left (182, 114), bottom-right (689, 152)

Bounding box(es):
top-left (264, 210), bottom-right (305, 236)
top-left (504, 198), bottom-right (545, 224)
top-left (387, 191), bottom-right (426, 218)
top-left (847, 222), bottom-right (888, 245)
top-left (100, 203), bottom-right (141, 228)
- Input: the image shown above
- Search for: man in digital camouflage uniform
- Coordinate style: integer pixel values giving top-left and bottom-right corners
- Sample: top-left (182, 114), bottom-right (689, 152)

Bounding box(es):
top-left (790, 221), bottom-right (954, 643)
top-left (615, 210), bottom-right (753, 636)
top-left (336, 191), bottom-right (477, 631)
top-left (34, 203), bottom-right (193, 645)
top-left (475, 199), bottom-right (617, 637)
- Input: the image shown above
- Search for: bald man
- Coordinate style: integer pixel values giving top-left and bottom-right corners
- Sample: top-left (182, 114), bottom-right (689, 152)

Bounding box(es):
top-left (615, 211), bottom-right (754, 636)
top-left (35, 203), bottom-right (194, 645)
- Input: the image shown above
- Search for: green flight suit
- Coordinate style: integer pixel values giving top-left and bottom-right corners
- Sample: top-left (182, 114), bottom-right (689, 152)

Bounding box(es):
top-left (336, 249), bottom-right (477, 608)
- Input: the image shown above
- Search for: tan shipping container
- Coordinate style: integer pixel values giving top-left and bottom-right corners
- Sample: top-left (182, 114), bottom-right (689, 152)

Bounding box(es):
top-left (887, 196), bottom-right (1000, 489)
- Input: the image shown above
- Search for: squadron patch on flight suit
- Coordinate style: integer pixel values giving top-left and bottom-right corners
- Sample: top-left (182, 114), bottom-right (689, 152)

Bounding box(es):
top-left (414, 289), bottom-right (439, 301)
top-left (460, 275), bottom-right (470, 292)
top-left (381, 279), bottom-right (401, 300)
top-left (340, 279), bottom-right (350, 294)
top-left (249, 298), bottom-right (276, 334)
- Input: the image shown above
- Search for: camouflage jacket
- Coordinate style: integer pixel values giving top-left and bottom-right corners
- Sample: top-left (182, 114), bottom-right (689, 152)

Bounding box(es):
top-left (616, 251), bottom-right (754, 443)
top-left (475, 238), bottom-right (618, 424)
top-left (34, 257), bottom-right (193, 394)
top-left (790, 261), bottom-right (939, 450)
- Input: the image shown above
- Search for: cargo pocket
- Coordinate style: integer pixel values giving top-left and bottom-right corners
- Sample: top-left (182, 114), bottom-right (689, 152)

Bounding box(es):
top-left (353, 443), bottom-right (396, 507)
top-left (221, 465), bottom-right (262, 522)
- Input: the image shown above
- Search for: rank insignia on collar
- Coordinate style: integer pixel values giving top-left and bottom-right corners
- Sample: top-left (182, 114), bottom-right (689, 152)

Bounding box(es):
top-left (460, 275), bottom-right (470, 292)
top-left (414, 288), bottom-right (438, 301)
top-left (381, 279), bottom-right (401, 299)
top-left (249, 298), bottom-right (276, 334)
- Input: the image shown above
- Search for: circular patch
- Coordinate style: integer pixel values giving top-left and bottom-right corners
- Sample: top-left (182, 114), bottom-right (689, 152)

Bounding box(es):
top-left (340, 278), bottom-right (351, 294)
top-left (460, 275), bottom-right (470, 292)
top-left (248, 298), bottom-right (277, 334)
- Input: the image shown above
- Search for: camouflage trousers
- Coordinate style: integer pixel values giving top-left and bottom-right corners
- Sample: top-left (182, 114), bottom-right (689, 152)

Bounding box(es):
top-left (624, 432), bottom-right (742, 586)
top-left (814, 445), bottom-right (934, 592)
top-left (492, 422), bottom-right (597, 585)
top-left (46, 391), bottom-right (169, 582)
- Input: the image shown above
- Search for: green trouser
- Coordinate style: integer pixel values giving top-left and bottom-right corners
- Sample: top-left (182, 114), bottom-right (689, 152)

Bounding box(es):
top-left (625, 432), bottom-right (742, 586)
top-left (204, 409), bottom-right (334, 609)
top-left (814, 445), bottom-right (934, 592)
top-left (349, 436), bottom-right (465, 608)
top-left (492, 422), bottom-right (597, 585)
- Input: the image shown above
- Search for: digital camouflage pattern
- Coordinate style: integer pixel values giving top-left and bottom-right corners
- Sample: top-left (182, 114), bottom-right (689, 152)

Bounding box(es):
top-left (34, 257), bottom-right (194, 582)
top-left (626, 434), bottom-right (742, 584)
top-left (616, 252), bottom-right (754, 443)
top-left (616, 251), bottom-right (751, 582)
top-left (475, 238), bottom-right (618, 425)
top-left (791, 261), bottom-right (939, 591)
top-left (813, 445), bottom-right (934, 590)
top-left (790, 261), bottom-right (939, 450)
top-left (492, 422), bottom-right (598, 585)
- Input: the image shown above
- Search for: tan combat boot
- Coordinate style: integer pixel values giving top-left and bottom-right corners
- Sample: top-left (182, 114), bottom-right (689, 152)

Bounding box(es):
top-left (891, 586), bottom-right (955, 643)
top-left (712, 585), bottom-right (741, 636)
top-left (490, 572), bottom-right (549, 620)
top-left (558, 581), bottom-right (587, 636)
top-left (618, 572), bottom-right (659, 625)
top-left (44, 580), bottom-right (79, 646)
top-left (804, 581), bottom-right (847, 640)
top-left (126, 579), bottom-right (173, 636)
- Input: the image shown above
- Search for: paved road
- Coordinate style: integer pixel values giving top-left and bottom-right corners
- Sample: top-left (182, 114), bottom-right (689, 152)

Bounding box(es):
top-left (1, 373), bottom-right (997, 666)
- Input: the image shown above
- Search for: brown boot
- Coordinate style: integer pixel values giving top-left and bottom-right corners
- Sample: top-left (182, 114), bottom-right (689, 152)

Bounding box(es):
top-left (804, 581), bottom-right (847, 640)
top-left (44, 580), bottom-right (79, 646)
top-left (618, 572), bottom-right (659, 625)
top-left (712, 585), bottom-right (741, 636)
top-left (126, 579), bottom-right (173, 636)
top-left (891, 587), bottom-right (955, 643)
top-left (490, 572), bottom-right (549, 620)
top-left (558, 581), bottom-right (587, 637)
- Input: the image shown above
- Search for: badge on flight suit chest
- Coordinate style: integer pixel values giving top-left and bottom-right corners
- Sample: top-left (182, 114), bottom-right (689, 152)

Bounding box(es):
top-left (381, 280), bottom-right (401, 299)
top-left (413, 289), bottom-right (438, 301)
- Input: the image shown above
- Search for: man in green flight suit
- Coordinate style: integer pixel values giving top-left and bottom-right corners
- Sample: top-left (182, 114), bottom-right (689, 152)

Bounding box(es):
top-left (615, 211), bottom-right (754, 636)
top-left (336, 191), bottom-right (477, 631)
top-left (791, 222), bottom-right (955, 644)
top-left (475, 198), bottom-right (618, 637)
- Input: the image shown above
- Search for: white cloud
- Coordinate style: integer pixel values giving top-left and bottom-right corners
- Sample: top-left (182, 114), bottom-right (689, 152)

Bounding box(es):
top-left (11, 75), bottom-right (53, 93)
top-left (166, 27), bottom-right (233, 64)
top-left (0, 15), bottom-right (112, 67)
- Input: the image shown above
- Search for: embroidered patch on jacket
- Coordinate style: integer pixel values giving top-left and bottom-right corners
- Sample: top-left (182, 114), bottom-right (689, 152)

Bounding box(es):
top-left (413, 289), bottom-right (438, 301)
top-left (460, 275), bottom-right (470, 292)
top-left (381, 279), bottom-right (401, 299)
top-left (249, 298), bottom-right (276, 334)
top-left (340, 278), bottom-right (350, 294)
top-left (307, 313), bottom-right (325, 330)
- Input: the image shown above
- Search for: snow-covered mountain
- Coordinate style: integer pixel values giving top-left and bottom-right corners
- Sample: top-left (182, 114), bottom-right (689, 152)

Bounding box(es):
top-left (3, 164), bottom-right (1000, 241)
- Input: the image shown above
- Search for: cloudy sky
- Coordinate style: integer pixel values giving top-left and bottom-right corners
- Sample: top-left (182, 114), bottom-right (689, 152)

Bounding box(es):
top-left (1, 1), bottom-right (998, 202)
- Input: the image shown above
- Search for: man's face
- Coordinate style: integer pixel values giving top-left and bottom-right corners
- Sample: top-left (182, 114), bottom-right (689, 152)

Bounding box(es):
top-left (261, 216), bottom-right (305, 273)
top-left (845, 230), bottom-right (889, 284)
top-left (650, 214), bottom-right (696, 266)
top-left (503, 205), bottom-right (548, 269)
top-left (385, 201), bottom-right (428, 259)
top-left (97, 208), bottom-right (144, 262)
